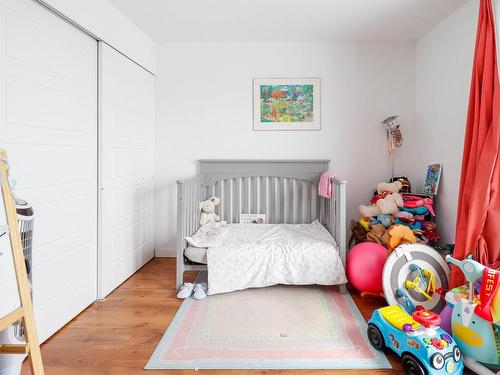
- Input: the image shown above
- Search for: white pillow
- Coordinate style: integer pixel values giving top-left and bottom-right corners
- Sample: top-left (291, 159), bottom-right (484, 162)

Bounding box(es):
top-left (185, 221), bottom-right (227, 248)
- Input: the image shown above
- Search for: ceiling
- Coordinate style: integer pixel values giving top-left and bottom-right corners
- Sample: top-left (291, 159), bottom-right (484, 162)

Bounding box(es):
top-left (110, 0), bottom-right (469, 43)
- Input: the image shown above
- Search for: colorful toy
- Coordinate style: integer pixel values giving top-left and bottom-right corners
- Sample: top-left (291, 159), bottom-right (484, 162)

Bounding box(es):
top-left (422, 222), bottom-right (441, 244)
top-left (401, 206), bottom-right (430, 215)
top-left (387, 225), bottom-right (416, 253)
top-left (358, 216), bottom-right (371, 231)
top-left (396, 287), bottom-right (417, 313)
top-left (346, 242), bottom-right (387, 297)
top-left (444, 255), bottom-right (500, 371)
top-left (368, 305), bottom-right (464, 374)
top-left (403, 195), bottom-right (436, 216)
top-left (383, 244), bottom-right (450, 314)
top-left (394, 218), bottom-right (422, 230)
top-left (404, 264), bottom-right (436, 302)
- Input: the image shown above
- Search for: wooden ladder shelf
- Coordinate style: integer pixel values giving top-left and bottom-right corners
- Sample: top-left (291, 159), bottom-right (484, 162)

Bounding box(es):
top-left (0, 150), bottom-right (44, 374)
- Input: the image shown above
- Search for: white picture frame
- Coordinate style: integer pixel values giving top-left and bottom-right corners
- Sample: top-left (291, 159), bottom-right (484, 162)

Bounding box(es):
top-left (239, 213), bottom-right (266, 224)
top-left (253, 78), bottom-right (321, 131)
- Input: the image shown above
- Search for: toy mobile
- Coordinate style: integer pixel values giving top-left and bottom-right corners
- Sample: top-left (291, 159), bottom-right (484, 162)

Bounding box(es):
top-left (368, 304), bottom-right (464, 374)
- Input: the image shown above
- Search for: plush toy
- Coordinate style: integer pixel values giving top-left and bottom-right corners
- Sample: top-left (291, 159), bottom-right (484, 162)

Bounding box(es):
top-left (370, 191), bottom-right (390, 205)
top-left (349, 220), bottom-right (368, 247)
top-left (377, 180), bottom-right (402, 194)
top-left (395, 210), bottom-right (413, 220)
top-left (400, 206), bottom-right (429, 215)
top-left (387, 225), bottom-right (417, 253)
top-left (377, 214), bottom-right (393, 228)
top-left (358, 203), bottom-right (379, 218)
top-left (199, 196), bottom-right (221, 226)
top-left (367, 224), bottom-right (391, 247)
top-left (390, 176), bottom-right (411, 193)
top-left (359, 193), bottom-right (403, 217)
top-left (421, 222), bottom-right (440, 243)
top-left (358, 217), bottom-right (371, 231)
top-left (394, 218), bottom-right (422, 231)
top-left (378, 193), bottom-right (404, 214)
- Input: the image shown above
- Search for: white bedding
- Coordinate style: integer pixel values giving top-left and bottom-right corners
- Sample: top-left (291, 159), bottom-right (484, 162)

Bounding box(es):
top-left (206, 220), bottom-right (347, 295)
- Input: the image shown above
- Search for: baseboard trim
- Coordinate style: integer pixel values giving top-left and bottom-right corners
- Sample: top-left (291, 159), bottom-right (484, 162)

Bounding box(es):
top-left (155, 248), bottom-right (176, 257)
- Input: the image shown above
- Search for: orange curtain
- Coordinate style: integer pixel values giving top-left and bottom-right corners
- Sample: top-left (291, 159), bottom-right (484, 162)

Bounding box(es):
top-left (452, 0), bottom-right (500, 287)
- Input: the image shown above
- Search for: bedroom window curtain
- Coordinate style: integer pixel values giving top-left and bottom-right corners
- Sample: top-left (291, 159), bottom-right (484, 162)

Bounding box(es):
top-left (451, 0), bottom-right (500, 287)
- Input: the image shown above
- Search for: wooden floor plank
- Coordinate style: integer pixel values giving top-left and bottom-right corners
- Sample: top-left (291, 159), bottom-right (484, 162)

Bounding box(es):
top-left (22, 258), bottom-right (404, 375)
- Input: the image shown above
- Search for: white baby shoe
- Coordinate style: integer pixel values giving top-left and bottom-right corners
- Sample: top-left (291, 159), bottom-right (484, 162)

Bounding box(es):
top-left (176, 283), bottom-right (195, 299)
top-left (192, 283), bottom-right (208, 300)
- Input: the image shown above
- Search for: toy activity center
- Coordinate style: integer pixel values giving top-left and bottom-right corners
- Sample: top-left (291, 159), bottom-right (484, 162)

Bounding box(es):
top-left (0, 0), bottom-right (499, 375)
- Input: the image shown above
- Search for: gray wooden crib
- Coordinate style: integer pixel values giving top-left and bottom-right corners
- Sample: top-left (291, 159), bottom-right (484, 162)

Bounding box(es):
top-left (176, 159), bottom-right (348, 293)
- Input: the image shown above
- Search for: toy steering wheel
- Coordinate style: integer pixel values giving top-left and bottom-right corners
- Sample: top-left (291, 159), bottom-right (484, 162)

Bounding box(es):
top-left (412, 309), bottom-right (441, 328)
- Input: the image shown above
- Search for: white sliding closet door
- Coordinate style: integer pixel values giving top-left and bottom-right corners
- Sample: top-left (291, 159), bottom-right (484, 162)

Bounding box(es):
top-left (0, 0), bottom-right (98, 340)
top-left (98, 43), bottom-right (155, 299)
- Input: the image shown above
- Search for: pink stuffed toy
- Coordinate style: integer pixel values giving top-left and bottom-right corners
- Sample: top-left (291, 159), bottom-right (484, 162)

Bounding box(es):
top-left (403, 195), bottom-right (435, 216)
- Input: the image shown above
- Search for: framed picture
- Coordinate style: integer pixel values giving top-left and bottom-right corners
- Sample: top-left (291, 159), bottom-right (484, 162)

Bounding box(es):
top-left (423, 163), bottom-right (442, 195)
top-left (253, 78), bottom-right (320, 131)
top-left (240, 213), bottom-right (266, 224)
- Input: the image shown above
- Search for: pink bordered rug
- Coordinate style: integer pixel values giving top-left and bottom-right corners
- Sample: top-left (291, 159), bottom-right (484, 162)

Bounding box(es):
top-left (146, 285), bottom-right (390, 370)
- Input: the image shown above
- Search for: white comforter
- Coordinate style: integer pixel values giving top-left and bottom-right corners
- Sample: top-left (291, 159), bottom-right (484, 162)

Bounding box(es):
top-left (206, 220), bottom-right (347, 295)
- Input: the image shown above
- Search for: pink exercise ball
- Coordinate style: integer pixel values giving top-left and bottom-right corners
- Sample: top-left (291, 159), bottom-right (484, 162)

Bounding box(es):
top-left (347, 242), bottom-right (387, 294)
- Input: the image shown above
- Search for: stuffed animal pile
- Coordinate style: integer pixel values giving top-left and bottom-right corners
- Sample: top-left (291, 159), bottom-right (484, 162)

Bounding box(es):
top-left (350, 179), bottom-right (441, 252)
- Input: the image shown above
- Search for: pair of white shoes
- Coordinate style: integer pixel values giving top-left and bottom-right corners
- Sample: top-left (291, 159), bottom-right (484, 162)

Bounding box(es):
top-left (177, 282), bottom-right (207, 300)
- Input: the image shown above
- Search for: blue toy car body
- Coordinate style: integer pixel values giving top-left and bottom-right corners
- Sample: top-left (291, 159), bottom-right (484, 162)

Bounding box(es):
top-left (368, 305), bottom-right (464, 374)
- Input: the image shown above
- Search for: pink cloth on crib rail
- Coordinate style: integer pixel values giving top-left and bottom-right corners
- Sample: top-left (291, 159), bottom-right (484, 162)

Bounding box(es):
top-left (318, 172), bottom-right (335, 199)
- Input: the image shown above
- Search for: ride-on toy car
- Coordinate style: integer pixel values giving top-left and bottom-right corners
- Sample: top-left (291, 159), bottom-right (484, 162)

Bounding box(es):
top-left (368, 305), bottom-right (464, 374)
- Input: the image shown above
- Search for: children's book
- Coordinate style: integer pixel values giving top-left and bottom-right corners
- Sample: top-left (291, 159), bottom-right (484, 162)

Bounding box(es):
top-left (423, 163), bottom-right (442, 195)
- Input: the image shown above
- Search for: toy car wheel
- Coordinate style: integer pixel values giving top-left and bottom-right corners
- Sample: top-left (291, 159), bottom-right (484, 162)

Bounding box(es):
top-left (367, 324), bottom-right (385, 350)
top-left (402, 354), bottom-right (427, 375)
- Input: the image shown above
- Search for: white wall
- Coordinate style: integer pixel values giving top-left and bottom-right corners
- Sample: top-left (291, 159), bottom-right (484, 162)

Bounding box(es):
top-left (415, 0), bottom-right (478, 244)
top-left (39, 0), bottom-right (156, 73)
top-left (155, 42), bottom-right (416, 256)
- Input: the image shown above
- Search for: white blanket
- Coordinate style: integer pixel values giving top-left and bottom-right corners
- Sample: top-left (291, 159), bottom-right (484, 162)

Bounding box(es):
top-left (207, 220), bottom-right (347, 295)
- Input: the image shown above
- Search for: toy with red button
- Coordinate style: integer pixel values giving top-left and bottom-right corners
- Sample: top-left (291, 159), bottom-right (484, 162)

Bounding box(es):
top-left (413, 306), bottom-right (441, 328)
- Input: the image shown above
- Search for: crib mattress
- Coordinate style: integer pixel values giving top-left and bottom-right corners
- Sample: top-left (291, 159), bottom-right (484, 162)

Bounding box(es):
top-left (184, 246), bottom-right (208, 264)
top-left (206, 221), bottom-right (347, 295)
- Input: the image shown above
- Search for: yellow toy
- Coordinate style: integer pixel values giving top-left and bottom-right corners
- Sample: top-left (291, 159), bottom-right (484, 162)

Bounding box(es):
top-left (358, 217), bottom-right (371, 231)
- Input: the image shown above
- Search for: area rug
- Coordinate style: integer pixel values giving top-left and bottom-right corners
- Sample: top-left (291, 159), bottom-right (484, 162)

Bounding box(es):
top-left (146, 284), bottom-right (391, 370)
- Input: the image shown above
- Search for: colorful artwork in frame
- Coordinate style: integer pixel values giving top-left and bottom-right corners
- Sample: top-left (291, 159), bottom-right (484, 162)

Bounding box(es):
top-left (253, 78), bottom-right (321, 130)
top-left (423, 163), bottom-right (442, 195)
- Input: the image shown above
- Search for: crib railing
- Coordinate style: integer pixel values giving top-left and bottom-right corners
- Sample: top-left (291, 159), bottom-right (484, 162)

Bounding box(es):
top-left (176, 175), bottom-right (203, 285)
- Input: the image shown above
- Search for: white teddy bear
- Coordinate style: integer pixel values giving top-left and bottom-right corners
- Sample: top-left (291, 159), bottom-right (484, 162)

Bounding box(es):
top-left (358, 192), bottom-right (404, 217)
top-left (199, 196), bottom-right (221, 226)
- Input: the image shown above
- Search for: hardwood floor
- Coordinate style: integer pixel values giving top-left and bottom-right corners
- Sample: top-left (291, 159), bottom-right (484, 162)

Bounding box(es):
top-left (21, 258), bottom-right (404, 375)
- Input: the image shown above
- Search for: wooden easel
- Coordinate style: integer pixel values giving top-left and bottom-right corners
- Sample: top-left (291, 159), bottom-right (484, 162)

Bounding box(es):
top-left (0, 150), bottom-right (44, 374)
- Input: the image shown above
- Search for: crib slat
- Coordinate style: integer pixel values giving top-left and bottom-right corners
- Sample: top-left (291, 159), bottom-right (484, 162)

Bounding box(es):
top-left (264, 177), bottom-right (269, 222)
top-left (302, 181), bottom-right (308, 223)
top-left (228, 179), bottom-right (234, 223)
top-left (237, 177), bottom-right (242, 222)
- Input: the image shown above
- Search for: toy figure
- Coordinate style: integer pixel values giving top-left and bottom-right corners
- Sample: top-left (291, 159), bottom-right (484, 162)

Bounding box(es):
top-left (422, 222), bottom-right (441, 244)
